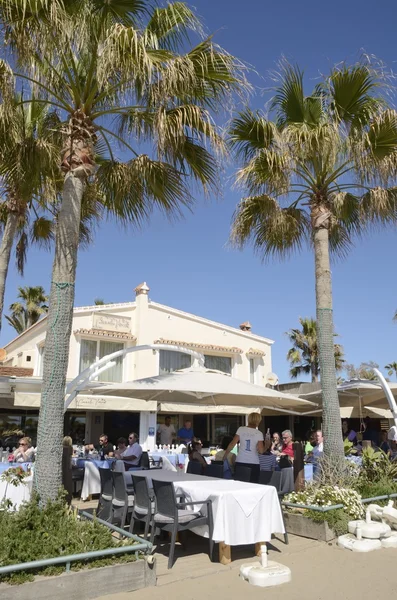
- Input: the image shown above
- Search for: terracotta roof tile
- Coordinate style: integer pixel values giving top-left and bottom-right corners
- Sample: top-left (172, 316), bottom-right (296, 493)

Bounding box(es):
top-left (0, 367), bottom-right (34, 377)
top-left (247, 348), bottom-right (266, 357)
top-left (154, 338), bottom-right (243, 354)
top-left (74, 328), bottom-right (136, 341)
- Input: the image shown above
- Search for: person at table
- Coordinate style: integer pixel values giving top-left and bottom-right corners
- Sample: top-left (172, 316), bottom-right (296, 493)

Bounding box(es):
top-left (223, 412), bottom-right (264, 483)
top-left (14, 437), bottom-right (35, 462)
top-left (85, 434), bottom-right (114, 458)
top-left (342, 420), bottom-right (357, 445)
top-left (188, 439), bottom-right (207, 470)
top-left (380, 430), bottom-right (390, 454)
top-left (259, 438), bottom-right (277, 471)
top-left (215, 436), bottom-right (236, 476)
top-left (177, 420), bottom-right (194, 444)
top-left (388, 426), bottom-right (397, 460)
top-left (362, 417), bottom-right (379, 446)
top-left (119, 432), bottom-right (142, 468)
top-left (271, 432), bottom-right (282, 453)
top-left (157, 416), bottom-right (176, 446)
top-left (115, 437), bottom-right (127, 455)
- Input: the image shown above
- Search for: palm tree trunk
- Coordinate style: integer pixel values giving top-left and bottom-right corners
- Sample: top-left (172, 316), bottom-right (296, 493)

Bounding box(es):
top-left (313, 225), bottom-right (344, 461)
top-left (34, 171), bottom-right (85, 503)
top-left (311, 365), bottom-right (319, 384)
top-left (0, 211), bottom-right (18, 333)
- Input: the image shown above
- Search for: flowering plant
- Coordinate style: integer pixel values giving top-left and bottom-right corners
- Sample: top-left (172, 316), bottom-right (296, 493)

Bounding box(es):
top-left (285, 485), bottom-right (364, 519)
top-left (1, 466), bottom-right (28, 487)
top-left (7, 454), bottom-right (15, 462)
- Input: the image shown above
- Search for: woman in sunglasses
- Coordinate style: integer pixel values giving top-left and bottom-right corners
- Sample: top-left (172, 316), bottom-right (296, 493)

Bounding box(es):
top-left (14, 437), bottom-right (35, 462)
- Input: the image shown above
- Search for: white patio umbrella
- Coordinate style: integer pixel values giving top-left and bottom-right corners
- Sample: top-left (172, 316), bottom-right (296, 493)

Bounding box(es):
top-left (89, 368), bottom-right (316, 415)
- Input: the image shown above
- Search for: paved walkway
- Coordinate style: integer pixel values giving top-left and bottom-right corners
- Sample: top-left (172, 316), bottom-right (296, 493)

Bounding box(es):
top-left (93, 531), bottom-right (397, 600)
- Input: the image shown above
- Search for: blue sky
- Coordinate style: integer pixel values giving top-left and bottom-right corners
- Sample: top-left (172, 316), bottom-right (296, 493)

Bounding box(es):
top-left (2, 0), bottom-right (397, 382)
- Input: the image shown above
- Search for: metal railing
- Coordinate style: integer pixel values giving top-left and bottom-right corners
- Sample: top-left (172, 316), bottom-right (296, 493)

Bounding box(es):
top-left (0, 511), bottom-right (152, 577)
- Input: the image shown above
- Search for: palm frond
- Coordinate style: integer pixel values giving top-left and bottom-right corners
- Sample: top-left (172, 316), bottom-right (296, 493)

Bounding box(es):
top-left (229, 109), bottom-right (275, 161)
top-left (145, 2), bottom-right (201, 50)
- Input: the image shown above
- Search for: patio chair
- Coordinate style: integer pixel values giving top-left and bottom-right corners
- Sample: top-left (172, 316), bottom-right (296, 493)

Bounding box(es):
top-left (234, 464), bottom-right (252, 482)
top-left (97, 467), bottom-right (113, 521)
top-left (258, 470), bottom-right (288, 545)
top-left (139, 451), bottom-right (150, 470)
top-left (187, 461), bottom-right (203, 475)
top-left (130, 474), bottom-right (155, 538)
top-left (150, 479), bottom-right (214, 569)
top-left (110, 471), bottom-right (134, 530)
top-left (71, 467), bottom-right (84, 496)
top-left (205, 463), bottom-right (224, 478)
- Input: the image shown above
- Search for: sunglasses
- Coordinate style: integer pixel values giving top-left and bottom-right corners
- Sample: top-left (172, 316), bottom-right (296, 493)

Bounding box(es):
top-left (19, 443), bottom-right (27, 447)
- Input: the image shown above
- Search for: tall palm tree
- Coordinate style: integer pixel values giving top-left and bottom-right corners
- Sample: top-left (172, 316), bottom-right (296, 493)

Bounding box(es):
top-left (286, 317), bottom-right (344, 383)
top-left (0, 95), bottom-right (60, 332)
top-left (385, 362), bottom-right (397, 379)
top-left (5, 285), bottom-right (48, 333)
top-left (229, 60), bottom-right (397, 462)
top-left (3, 0), bottom-right (246, 502)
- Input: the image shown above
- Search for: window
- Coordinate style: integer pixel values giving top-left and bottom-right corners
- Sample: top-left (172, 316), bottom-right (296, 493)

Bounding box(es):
top-left (79, 339), bottom-right (124, 382)
top-left (204, 355), bottom-right (232, 374)
top-left (213, 415), bottom-right (243, 444)
top-left (159, 350), bottom-right (191, 375)
top-left (26, 355), bottom-right (31, 362)
top-left (249, 358), bottom-right (256, 384)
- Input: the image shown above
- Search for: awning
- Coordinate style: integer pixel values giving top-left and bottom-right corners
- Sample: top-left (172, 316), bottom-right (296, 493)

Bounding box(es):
top-left (14, 391), bottom-right (156, 412)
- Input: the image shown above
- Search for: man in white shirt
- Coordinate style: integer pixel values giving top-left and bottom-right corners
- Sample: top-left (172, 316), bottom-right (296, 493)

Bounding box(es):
top-left (157, 416), bottom-right (176, 446)
top-left (120, 432), bottom-right (142, 467)
top-left (312, 430), bottom-right (324, 458)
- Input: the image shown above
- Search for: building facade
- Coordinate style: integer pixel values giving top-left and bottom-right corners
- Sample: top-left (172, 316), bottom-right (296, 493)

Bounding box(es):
top-left (0, 282), bottom-right (274, 449)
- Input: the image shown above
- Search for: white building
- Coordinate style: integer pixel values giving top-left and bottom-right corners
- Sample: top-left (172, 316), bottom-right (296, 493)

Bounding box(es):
top-left (0, 282), bottom-right (275, 448)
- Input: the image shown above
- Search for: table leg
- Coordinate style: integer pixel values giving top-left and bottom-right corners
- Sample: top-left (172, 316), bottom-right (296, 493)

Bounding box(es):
top-left (219, 542), bottom-right (231, 565)
top-left (255, 542), bottom-right (266, 557)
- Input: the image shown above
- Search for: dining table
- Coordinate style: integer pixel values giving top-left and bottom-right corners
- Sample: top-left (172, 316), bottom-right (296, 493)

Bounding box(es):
top-left (132, 469), bottom-right (285, 564)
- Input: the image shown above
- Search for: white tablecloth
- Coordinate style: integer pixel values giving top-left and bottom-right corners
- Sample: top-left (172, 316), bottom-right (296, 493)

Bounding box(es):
top-left (80, 460), bottom-right (125, 500)
top-left (0, 475), bottom-right (32, 509)
top-left (133, 471), bottom-right (285, 546)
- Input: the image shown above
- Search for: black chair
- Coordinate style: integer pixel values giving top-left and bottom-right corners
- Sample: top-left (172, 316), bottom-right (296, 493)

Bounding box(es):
top-left (110, 471), bottom-right (134, 530)
top-left (139, 452), bottom-right (150, 470)
top-left (71, 467), bottom-right (84, 496)
top-left (150, 479), bottom-right (214, 569)
top-left (97, 467), bottom-right (113, 521)
top-left (187, 461), bottom-right (203, 475)
top-left (234, 464), bottom-right (252, 482)
top-left (130, 475), bottom-right (155, 538)
top-left (258, 470), bottom-right (288, 545)
top-left (205, 463), bottom-right (224, 478)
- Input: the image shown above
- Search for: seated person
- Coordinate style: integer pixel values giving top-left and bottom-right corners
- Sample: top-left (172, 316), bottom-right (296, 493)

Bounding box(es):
top-left (271, 432), bottom-right (283, 453)
top-left (85, 434), bottom-right (114, 457)
top-left (14, 437), bottom-right (35, 462)
top-left (115, 437), bottom-right (127, 456)
top-left (342, 420), bottom-right (357, 445)
top-left (119, 432), bottom-right (142, 468)
top-left (188, 439), bottom-right (207, 469)
top-left (215, 436), bottom-right (236, 475)
top-left (259, 438), bottom-right (277, 471)
top-left (380, 430), bottom-right (390, 454)
top-left (306, 430), bottom-right (324, 462)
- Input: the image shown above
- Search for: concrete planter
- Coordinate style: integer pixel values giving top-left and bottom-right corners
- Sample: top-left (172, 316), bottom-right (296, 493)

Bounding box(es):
top-left (284, 512), bottom-right (335, 542)
top-left (0, 557), bottom-right (156, 600)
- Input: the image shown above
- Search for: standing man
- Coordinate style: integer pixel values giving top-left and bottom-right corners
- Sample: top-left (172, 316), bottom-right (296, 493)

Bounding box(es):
top-left (118, 432), bottom-right (142, 468)
top-left (157, 416), bottom-right (176, 446)
top-left (177, 419), bottom-right (194, 444)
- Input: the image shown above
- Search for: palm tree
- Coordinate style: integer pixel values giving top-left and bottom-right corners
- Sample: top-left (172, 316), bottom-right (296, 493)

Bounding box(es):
top-left (286, 317), bottom-right (344, 383)
top-left (385, 362), bottom-right (397, 379)
top-left (94, 298), bottom-right (106, 305)
top-left (229, 59), bottom-right (397, 463)
top-left (0, 94), bottom-right (60, 332)
top-left (5, 285), bottom-right (48, 333)
top-left (345, 361), bottom-right (379, 381)
top-left (3, 0), bottom-right (245, 502)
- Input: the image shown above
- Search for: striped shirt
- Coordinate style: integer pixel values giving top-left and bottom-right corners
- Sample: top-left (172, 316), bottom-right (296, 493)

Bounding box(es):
top-left (259, 452), bottom-right (277, 471)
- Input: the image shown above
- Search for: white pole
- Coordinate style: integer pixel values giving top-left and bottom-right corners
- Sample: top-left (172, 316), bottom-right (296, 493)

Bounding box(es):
top-left (374, 368), bottom-right (397, 428)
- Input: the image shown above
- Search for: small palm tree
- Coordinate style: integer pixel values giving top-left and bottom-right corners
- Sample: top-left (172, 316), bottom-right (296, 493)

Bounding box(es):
top-left (385, 362), bottom-right (397, 379)
top-left (5, 286), bottom-right (48, 332)
top-left (286, 317), bottom-right (344, 383)
top-left (346, 361), bottom-right (379, 381)
top-left (94, 298), bottom-right (106, 305)
top-left (3, 0), bottom-right (246, 502)
top-left (229, 59), bottom-right (397, 462)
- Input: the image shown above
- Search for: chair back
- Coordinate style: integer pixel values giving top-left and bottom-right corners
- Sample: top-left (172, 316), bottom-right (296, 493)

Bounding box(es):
top-left (205, 463), bottom-right (224, 478)
top-left (99, 467), bottom-right (113, 496)
top-left (152, 479), bottom-right (177, 520)
top-left (140, 451), bottom-right (150, 470)
top-left (132, 474), bottom-right (151, 512)
top-left (234, 464), bottom-right (252, 482)
top-left (112, 471), bottom-right (127, 506)
top-left (259, 469), bottom-right (281, 490)
top-left (187, 461), bottom-right (203, 475)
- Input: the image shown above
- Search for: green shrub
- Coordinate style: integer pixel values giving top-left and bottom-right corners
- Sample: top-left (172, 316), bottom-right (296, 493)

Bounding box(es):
top-left (285, 485), bottom-right (363, 519)
top-left (355, 477), bottom-right (397, 502)
top-left (305, 508), bottom-right (350, 537)
top-left (0, 493), bottom-right (137, 585)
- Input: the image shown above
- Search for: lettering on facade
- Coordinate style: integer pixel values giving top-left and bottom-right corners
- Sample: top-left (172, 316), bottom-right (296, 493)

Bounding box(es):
top-left (74, 396), bottom-right (108, 408)
top-left (92, 313), bottom-right (131, 333)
